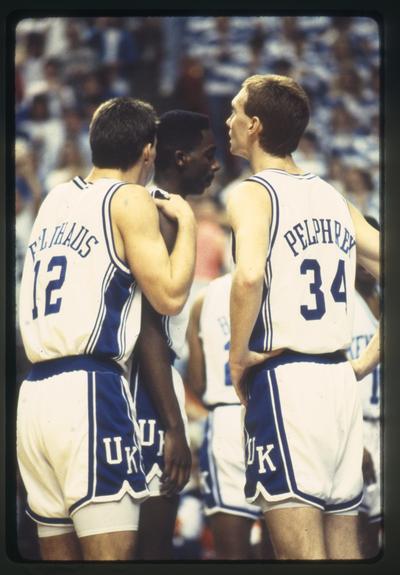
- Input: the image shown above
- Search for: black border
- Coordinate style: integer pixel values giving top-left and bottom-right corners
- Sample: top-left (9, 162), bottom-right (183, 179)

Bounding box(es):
top-left (2, 2), bottom-right (399, 574)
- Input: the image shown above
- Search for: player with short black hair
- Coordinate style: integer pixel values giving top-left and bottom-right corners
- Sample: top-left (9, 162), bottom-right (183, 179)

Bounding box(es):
top-left (132, 109), bottom-right (220, 559)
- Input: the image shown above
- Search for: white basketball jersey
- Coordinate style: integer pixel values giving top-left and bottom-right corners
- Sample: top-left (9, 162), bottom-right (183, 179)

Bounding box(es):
top-left (246, 169), bottom-right (356, 353)
top-left (199, 273), bottom-right (239, 406)
top-left (148, 185), bottom-right (189, 359)
top-left (346, 291), bottom-right (380, 420)
top-left (19, 177), bottom-right (142, 372)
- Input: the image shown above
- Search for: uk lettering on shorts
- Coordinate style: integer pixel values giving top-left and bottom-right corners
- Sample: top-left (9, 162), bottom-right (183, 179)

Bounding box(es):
top-left (243, 352), bottom-right (364, 514)
top-left (132, 366), bottom-right (189, 494)
top-left (17, 357), bottom-right (149, 526)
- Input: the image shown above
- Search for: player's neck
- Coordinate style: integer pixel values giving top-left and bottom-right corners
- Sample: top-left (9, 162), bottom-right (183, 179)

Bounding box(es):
top-left (250, 148), bottom-right (304, 175)
top-left (154, 172), bottom-right (186, 198)
top-left (86, 165), bottom-right (143, 185)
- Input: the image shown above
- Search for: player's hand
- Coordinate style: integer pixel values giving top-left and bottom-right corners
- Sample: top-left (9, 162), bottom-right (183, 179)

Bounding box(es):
top-left (350, 358), bottom-right (367, 381)
top-left (160, 426), bottom-right (192, 497)
top-left (229, 348), bottom-right (285, 407)
top-left (154, 194), bottom-right (195, 224)
top-left (362, 447), bottom-right (376, 485)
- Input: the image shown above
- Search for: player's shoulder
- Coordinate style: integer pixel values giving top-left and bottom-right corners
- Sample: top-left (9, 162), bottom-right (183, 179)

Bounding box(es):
top-left (113, 182), bottom-right (155, 206)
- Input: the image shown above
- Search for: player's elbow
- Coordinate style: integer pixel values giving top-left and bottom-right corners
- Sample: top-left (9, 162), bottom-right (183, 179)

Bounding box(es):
top-left (235, 266), bottom-right (264, 290)
top-left (150, 292), bottom-right (187, 316)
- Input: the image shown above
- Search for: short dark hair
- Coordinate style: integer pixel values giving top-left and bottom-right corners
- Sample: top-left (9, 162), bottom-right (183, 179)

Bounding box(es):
top-left (242, 74), bottom-right (310, 157)
top-left (89, 97), bottom-right (157, 171)
top-left (155, 110), bottom-right (210, 172)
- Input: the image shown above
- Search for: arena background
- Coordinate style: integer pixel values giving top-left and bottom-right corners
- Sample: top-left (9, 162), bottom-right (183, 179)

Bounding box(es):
top-left (13, 15), bottom-right (381, 561)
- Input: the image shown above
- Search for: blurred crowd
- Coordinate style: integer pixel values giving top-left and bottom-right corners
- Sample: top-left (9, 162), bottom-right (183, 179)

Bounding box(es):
top-left (14, 15), bottom-right (381, 560)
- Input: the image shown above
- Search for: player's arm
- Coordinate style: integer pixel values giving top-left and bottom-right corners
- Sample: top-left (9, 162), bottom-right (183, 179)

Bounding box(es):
top-left (137, 296), bottom-right (191, 495)
top-left (227, 181), bottom-right (282, 405)
top-left (111, 184), bottom-right (196, 316)
top-left (348, 202), bottom-right (381, 378)
top-left (186, 291), bottom-right (207, 400)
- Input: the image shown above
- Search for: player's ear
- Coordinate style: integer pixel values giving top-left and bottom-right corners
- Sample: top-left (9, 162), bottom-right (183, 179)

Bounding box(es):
top-left (175, 149), bottom-right (187, 169)
top-left (248, 116), bottom-right (262, 136)
top-left (142, 142), bottom-right (153, 163)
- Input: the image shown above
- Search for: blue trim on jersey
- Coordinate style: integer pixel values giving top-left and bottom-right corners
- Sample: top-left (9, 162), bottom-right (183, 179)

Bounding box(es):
top-left (91, 269), bottom-right (137, 361)
top-left (246, 175), bottom-right (280, 352)
top-left (26, 354), bottom-right (123, 380)
top-left (163, 315), bottom-right (173, 349)
top-left (72, 177), bottom-right (85, 190)
top-left (102, 182), bottom-right (131, 275)
top-left (85, 263), bottom-right (115, 355)
top-left (26, 505), bottom-right (73, 526)
top-left (115, 282), bottom-right (136, 361)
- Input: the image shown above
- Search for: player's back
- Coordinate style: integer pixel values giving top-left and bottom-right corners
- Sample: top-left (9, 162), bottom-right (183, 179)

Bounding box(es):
top-left (199, 273), bottom-right (239, 406)
top-left (247, 168), bottom-right (356, 354)
top-left (19, 177), bottom-right (141, 371)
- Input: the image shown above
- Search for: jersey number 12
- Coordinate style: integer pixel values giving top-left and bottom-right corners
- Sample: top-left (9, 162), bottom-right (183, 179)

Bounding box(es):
top-left (32, 255), bottom-right (67, 319)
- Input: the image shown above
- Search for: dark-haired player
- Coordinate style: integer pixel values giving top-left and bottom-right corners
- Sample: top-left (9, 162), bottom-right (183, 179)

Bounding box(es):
top-left (17, 97), bottom-right (196, 561)
top-left (132, 110), bottom-right (220, 559)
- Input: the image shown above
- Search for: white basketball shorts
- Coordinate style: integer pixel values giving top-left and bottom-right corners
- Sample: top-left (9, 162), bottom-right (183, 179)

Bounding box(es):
top-left (199, 404), bottom-right (262, 520)
top-left (243, 351), bottom-right (364, 514)
top-left (17, 355), bottom-right (149, 531)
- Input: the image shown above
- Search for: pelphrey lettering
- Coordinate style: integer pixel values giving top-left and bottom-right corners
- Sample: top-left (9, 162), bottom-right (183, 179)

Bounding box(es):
top-left (284, 218), bottom-right (355, 257)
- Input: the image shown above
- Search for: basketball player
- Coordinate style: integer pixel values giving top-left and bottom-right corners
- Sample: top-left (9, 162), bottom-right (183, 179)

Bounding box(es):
top-left (132, 110), bottom-right (220, 559)
top-left (347, 215), bottom-right (382, 558)
top-left (225, 74), bottom-right (380, 560)
top-left (187, 272), bottom-right (273, 560)
top-left (16, 97), bottom-right (197, 561)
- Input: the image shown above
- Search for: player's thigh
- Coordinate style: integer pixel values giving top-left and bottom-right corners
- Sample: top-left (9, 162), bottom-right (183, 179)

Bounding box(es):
top-left (72, 494), bottom-right (140, 560)
top-left (263, 504), bottom-right (326, 560)
top-left (209, 512), bottom-right (254, 560)
top-left (79, 531), bottom-right (137, 561)
top-left (324, 512), bottom-right (362, 560)
top-left (136, 494), bottom-right (179, 559)
top-left (38, 530), bottom-right (82, 561)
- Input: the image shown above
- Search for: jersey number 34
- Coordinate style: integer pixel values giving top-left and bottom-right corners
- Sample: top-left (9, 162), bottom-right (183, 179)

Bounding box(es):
top-left (300, 258), bottom-right (346, 321)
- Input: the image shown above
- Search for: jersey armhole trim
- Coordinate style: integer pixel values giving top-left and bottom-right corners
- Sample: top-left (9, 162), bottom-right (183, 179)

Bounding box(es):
top-left (246, 175), bottom-right (279, 352)
top-left (103, 183), bottom-right (131, 275)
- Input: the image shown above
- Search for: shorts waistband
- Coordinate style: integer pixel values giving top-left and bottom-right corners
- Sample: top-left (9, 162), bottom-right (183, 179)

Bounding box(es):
top-left (26, 355), bottom-right (123, 381)
top-left (259, 349), bottom-right (347, 370)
